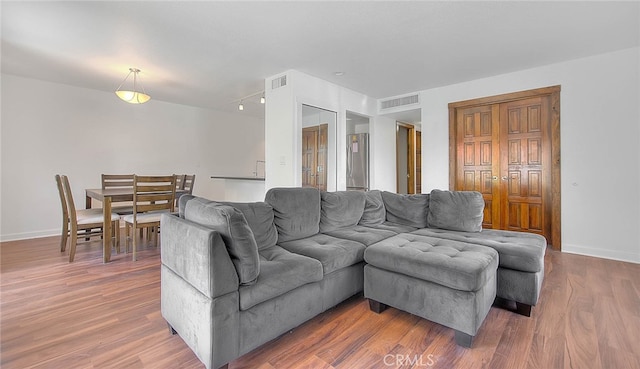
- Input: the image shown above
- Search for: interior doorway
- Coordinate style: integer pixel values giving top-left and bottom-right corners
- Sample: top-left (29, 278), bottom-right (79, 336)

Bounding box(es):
top-left (396, 122), bottom-right (416, 194)
top-left (302, 124), bottom-right (328, 191)
top-left (301, 104), bottom-right (336, 191)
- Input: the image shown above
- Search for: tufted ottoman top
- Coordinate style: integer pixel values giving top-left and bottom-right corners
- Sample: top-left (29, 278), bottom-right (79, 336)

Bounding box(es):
top-left (364, 233), bottom-right (498, 292)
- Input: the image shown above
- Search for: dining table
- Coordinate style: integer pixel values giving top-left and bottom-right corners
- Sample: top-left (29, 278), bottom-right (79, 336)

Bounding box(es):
top-left (85, 187), bottom-right (186, 263)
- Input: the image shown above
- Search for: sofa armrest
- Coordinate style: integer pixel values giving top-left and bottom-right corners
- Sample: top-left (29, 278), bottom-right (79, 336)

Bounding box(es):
top-left (161, 213), bottom-right (239, 299)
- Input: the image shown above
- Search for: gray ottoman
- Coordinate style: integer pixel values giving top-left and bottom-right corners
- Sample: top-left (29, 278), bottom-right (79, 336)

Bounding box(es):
top-left (364, 233), bottom-right (498, 347)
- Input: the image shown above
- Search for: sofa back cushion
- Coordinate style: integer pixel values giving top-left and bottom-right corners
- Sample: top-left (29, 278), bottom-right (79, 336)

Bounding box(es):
top-left (178, 194), bottom-right (196, 217)
top-left (265, 187), bottom-right (321, 242)
top-left (221, 201), bottom-right (278, 250)
top-left (319, 191), bottom-right (366, 232)
top-left (359, 190), bottom-right (386, 226)
top-left (427, 189), bottom-right (484, 232)
top-left (381, 191), bottom-right (430, 228)
top-left (184, 200), bottom-right (260, 285)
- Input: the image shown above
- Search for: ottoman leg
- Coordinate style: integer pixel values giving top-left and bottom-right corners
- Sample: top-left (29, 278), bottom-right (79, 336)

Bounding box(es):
top-left (454, 330), bottom-right (474, 348)
top-left (515, 302), bottom-right (532, 317)
top-left (368, 299), bottom-right (388, 314)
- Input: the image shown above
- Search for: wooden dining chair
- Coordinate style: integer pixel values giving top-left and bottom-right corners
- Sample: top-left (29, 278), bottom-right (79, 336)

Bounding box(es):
top-left (122, 175), bottom-right (176, 261)
top-left (175, 174), bottom-right (195, 210)
top-left (182, 174), bottom-right (196, 194)
top-left (175, 174), bottom-right (186, 191)
top-left (56, 175), bottom-right (120, 262)
top-left (101, 174), bottom-right (135, 215)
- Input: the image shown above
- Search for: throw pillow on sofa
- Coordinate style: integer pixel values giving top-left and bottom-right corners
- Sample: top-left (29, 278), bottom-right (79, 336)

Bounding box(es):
top-left (319, 191), bottom-right (366, 232)
top-left (427, 189), bottom-right (484, 232)
top-left (184, 200), bottom-right (260, 285)
top-left (381, 191), bottom-right (430, 228)
top-left (359, 190), bottom-right (386, 227)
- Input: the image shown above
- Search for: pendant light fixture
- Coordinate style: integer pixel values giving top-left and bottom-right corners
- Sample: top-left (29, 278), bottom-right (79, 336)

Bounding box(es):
top-left (115, 68), bottom-right (151, 104)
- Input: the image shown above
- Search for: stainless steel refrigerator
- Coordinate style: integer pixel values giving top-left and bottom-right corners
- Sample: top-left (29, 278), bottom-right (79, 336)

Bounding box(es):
top-left (346, 133), bottom-right (369, 191)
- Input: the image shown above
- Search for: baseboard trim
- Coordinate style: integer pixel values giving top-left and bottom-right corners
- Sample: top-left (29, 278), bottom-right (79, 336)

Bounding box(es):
top-left (1, 225), bottom-right (126, 243)
top-left (0, 229), bottom-right (60, 243)
top-left (562, 243), bottom-right (640, 264)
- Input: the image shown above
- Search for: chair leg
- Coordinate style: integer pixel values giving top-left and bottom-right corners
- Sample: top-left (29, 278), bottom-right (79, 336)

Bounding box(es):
top-left (125, 223), bottom-right (131, 254)
top-left (154, 226), bottom-right (159, 247)
top-left (132, 227), bottom-right (137, 262)
top-left (69, 233), bottom-right (77, 263)
top-left (113, 221), bottom-right (120, 254)
top-left (60, 222), bottom-right (69, 252)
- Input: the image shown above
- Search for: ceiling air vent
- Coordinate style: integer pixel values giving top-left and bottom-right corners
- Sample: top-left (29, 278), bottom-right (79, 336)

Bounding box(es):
top-left (380, 94), bottom-right (419, 110)
top-left (271, 75), bottom-right (287, 90)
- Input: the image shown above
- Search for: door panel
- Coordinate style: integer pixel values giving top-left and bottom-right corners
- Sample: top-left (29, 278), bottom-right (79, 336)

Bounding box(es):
top-left (302, 127), bottom-right (317, 188)
top-left (455, 105), bottom-right (500, 229)
top-left (301, 124), bottom-right (328, 191)
top-left (499, 96), bottom-right (551, 238)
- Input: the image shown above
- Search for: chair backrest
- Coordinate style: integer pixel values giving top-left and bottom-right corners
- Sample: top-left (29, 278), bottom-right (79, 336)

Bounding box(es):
top-left (183, 174), bottom-right (196, 195)
top-left (60, 175), bottom-right (79, 225)
top-left (55, 174), bottom-right (70, 223)
top-left (133, 175), bottom-right (177, 216)
top-left (102, 174), bottom-right (134, 189)
top-left (175, 174), bottom-right (186, 190)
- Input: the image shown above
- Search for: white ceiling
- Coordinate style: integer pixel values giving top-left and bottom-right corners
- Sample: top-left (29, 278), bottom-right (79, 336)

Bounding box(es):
top-left (2, 1), bottom-right (638, 119)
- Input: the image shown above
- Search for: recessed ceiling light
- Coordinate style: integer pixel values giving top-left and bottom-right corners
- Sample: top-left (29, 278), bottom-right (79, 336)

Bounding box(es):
top-left (334, 72), bottom-right (345, 76)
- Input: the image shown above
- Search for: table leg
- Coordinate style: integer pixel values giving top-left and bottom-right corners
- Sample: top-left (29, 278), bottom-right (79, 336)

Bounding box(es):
top-left (103, 197), bottom-right (112, 263)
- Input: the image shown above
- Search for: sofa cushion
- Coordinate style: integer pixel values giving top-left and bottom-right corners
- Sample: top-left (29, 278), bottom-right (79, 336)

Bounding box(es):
top-left (265, 187), bottom-right (321, 243)
top-left (411, 228), bottom-right (546, 273)
top-left (319, 191), bottom-right (366, 232)
top-left (178, 194), bottom-right (196, 217)
top-left (279, 234), bottom-right (366, 275)
top-left (428, 190), bottom-right (484, 232)
top-left (381, 191), bottom-right (430, 228)
top-left (365, 233), bottom-right (498, 292)
top-left (323, 225), bottom-right (397, 246)
top-left (184, 201), bottom-right (260, 285)
top-left (359, 190), bottom-right (386, 226)
top-left (221, 202), bottom-right (278, 251)
top-left (238, 245), bottom-right (323, 310)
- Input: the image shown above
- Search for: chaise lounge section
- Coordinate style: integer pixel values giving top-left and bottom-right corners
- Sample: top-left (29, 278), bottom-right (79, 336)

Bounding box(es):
top-left (161, 187), bottom-right (547, 369)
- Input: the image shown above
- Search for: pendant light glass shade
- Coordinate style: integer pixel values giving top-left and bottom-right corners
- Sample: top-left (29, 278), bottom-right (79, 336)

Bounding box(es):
top-left (115, 68), bottom-right (151, 104)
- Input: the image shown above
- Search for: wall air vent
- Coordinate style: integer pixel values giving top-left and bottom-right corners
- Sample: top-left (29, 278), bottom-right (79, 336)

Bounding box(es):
top-left (380, 94), bottom-right (419, 110)
top-left (271, 75), bottom-right (287, 89)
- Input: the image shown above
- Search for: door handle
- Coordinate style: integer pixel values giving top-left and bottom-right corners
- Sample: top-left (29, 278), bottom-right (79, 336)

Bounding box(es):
top-left (502, 176), bottom-right (508, 181)
top-left (492, 176), bottom-right (498, 180)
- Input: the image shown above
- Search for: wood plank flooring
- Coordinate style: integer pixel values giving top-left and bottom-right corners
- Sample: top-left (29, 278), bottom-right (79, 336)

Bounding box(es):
top-left (1, 235), bottom-right (639, 369)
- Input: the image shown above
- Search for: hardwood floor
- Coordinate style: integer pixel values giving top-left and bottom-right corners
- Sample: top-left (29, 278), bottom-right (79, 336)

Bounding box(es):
top-left (1, 235), bottom-right (639, 369)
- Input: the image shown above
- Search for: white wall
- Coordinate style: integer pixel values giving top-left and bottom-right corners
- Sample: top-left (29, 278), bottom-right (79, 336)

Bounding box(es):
top-left (369, 115), bottom-right (397, 192)
top-left (0, 74), bottom-right (265, 241)
top-left (418, 47), bottom-right (640, 263)
top-left (264, 70), bottom-right (382, 191)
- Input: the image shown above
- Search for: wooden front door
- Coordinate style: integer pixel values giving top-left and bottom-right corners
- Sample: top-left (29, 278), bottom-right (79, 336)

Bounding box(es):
top-left (302, 124), bottom-right (328, 191)
top-left (449, 86), bottom-right (560, 249)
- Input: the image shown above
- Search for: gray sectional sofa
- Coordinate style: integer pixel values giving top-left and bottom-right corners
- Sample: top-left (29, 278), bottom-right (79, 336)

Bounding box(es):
top-left (160, 187), bottom-right (547, 369)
